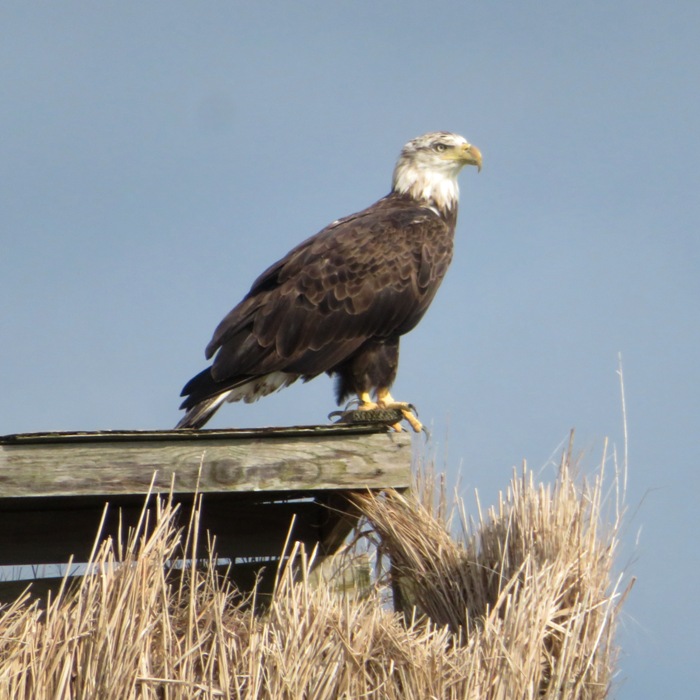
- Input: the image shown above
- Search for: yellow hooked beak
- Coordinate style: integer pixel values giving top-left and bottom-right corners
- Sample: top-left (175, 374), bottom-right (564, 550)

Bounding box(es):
top-left (457, 142), bottom-right (482, 172)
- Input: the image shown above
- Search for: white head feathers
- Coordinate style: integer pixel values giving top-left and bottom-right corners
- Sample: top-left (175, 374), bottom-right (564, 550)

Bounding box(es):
top-left (392, 132), bottom-right (481, 213)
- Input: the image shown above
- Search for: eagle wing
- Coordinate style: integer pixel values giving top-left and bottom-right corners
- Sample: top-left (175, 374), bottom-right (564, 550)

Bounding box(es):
top-left (183, 197), bottom-right (454, 404)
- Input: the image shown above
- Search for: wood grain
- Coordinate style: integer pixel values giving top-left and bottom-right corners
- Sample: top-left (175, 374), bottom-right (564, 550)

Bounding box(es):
top-left (0, 426), bottom-right (412, 595)
top-left (0, 427), bottom-right (412, 498)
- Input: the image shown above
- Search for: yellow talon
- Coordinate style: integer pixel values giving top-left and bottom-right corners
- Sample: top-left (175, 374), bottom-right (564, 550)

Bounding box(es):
top-left (358, 391), bottom-right (379, 411)
top-left (374, 389), bottom-right (424, 433)
top-left (331, 390), bottom-right (424, 433)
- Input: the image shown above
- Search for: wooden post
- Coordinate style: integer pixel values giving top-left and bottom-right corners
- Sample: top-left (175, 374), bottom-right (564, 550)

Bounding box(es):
top-left (0, 425), bottom-right (412, 600)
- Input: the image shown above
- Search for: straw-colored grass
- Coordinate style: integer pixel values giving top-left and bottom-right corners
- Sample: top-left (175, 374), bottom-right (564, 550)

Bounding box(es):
top-left (353, 442), bottom-right (630, 698)
top-left (0, 443), bottom-right (629, 699)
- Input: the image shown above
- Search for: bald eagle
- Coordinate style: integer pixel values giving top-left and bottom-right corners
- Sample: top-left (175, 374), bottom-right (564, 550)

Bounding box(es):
top-left (176, 132), bottom-right (481, 431)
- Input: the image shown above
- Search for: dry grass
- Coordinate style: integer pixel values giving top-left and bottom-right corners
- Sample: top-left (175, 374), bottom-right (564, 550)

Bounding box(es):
top-left (354, 440), bottom-right (630, 698)
top-left (0, 443), bottom-right (629, 699)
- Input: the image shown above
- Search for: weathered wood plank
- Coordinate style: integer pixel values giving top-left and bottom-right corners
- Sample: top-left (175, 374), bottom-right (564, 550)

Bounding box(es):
top-left (0, 427), bottom-right (411, 498)
top-left (0, 426), bottom-right (413, 601)
top-left (0, 424), bottom-right (394, 444)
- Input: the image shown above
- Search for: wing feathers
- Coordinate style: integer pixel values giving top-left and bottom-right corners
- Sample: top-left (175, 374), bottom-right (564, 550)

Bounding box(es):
top-left (182, 197), bottom-right (454, 409)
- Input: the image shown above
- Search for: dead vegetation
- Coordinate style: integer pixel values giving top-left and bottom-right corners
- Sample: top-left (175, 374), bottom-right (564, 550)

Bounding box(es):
top-left (0, 442), bottom-right (629, 699)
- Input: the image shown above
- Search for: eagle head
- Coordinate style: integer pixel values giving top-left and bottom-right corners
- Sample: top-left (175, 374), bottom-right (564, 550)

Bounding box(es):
top-left (392, 132), bottom-right (482, 213)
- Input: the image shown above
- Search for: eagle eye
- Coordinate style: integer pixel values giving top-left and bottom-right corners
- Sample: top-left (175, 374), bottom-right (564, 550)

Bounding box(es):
top-left (434, 143), bottom-right (448, 153)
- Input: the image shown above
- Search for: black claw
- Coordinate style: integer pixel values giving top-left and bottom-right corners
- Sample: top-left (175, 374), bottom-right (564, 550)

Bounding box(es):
top-left (329, 408), bottom-right (361, 424)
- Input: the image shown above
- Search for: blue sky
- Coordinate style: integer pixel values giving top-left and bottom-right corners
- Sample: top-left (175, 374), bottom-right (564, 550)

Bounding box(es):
top-left (2, 2), bottom-right (698, 695)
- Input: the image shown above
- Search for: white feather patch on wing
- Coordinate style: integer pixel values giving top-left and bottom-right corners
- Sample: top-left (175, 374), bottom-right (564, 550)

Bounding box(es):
top-left (225, 371), bottom-right (299, 404)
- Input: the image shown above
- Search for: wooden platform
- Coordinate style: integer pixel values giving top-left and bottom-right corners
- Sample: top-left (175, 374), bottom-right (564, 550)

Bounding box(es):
top-left (0, 424), bottom-right (412, 600)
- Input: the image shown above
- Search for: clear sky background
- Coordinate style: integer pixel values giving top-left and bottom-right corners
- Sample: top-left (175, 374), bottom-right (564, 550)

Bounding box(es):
top-left (2, 2), bottom-right (698, 695)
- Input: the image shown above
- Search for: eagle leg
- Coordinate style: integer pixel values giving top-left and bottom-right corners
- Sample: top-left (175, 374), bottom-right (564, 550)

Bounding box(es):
top-left (357, 391), bottom-right (379, 411)
top-left (357, 392), bottom-right (410, 433)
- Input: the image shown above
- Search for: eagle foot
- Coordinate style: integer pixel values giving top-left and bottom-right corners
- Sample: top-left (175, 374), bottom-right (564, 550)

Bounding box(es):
top-left (329, 393), bottom-right (427, 435)
top-left (379, 402), bottom-right (425, 434)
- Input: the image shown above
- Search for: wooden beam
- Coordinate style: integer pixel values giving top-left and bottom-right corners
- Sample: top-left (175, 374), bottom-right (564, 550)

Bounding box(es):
top-left (0, 425), bottom-right (412, 601)
top-left (0, 425), bottom-right (411, 498)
